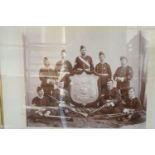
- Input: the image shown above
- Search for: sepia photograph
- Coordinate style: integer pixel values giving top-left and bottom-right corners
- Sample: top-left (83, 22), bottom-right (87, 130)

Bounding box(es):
top-left (24, 27), bottom-right (147, 128)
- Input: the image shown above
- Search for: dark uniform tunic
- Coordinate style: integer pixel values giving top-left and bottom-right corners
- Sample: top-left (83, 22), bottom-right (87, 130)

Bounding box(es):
top-left (113, 66), bottom-right (133, 100)
top-left (100, 88), bottom-right (121, 114)
top-left (123, 97), bottom-right (142, 122)
top-left (101, 88), bottom-right (121, 105)
top-left (39, 68), bottom-right (55, 96)
top-left (55, 60), bottom-right (72, 89)
top-left (73, 55), bottom-right (94, 71)
top-left (32, 96), bottom-right (51, 106)
top-left (30, 96), bottom-right (58, 123)
top-left (95, 62), bottom-right (112, 90)
top-left (125, 97), bottom-right (141, 110)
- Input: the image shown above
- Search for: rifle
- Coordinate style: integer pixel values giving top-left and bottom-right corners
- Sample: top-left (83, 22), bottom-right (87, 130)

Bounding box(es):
top-left (94, 110), bottom-right (146, 120)
top-left (43, 115), bottom-right (72, 121)
top-left (89, 103), bottom-right (111, 116)
top-left (107, 110), bottom-right (145, 118)
top-left (27, 106), bottom-right (58, 110)
top-left (48, 95), bottom-right (88, 117)
top-left (27, 106), bottom-right (73, 121)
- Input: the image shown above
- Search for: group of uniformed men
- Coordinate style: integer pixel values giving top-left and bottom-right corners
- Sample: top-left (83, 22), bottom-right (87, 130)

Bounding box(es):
top-left (31, 45), bottom-right (142, 122)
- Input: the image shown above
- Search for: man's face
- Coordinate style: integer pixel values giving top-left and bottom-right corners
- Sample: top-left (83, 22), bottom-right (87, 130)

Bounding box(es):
top-left (120, 58), bottom-right (127, 67)
top-left (38, 89), bottom-right (44, 98)
top-left (80, 48), bottom-right (86, 56)
top-left (128, 89), bottom-right (135, 99)
top-left (99, 54), bottom-right (105, 62)
top-left (61, 52), bottom-right (66, 60)
top-left (44, 59), bottom-right (50, 67)
top-left (107, 81), bottom-right (113, 90)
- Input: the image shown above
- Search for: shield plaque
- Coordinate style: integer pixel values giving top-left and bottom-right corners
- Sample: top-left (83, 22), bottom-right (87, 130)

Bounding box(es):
top-left (69, 71), bottom-right (101, 107)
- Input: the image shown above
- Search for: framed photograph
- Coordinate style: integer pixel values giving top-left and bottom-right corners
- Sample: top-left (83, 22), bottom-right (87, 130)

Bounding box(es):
top-left (24, 27), bottom-right (146, 128)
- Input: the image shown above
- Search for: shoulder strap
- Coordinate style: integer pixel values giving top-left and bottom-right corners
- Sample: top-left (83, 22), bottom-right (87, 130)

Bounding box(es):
top-left (78, 56), bottom-right (90, 68)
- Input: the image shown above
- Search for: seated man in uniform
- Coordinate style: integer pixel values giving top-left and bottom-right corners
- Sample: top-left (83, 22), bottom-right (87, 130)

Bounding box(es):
top-left (95, 51), bottom-right (112, 92)
top-left (122, 87), bottom-right (142, 122)
top-left (55, 49), bottom-right (72, 89)
top-left (73, 45), bottom-right (94, 71)
top-left (100, 80), bottom-right (121, 114)
top-left (39, 57), bottom-right (55, 97)
top-left (30, 87), bottom-right (58, 123)
top-left (32, 86), bottom-right (51, 106)
top-left (113, 56), bottom-right (133, 101)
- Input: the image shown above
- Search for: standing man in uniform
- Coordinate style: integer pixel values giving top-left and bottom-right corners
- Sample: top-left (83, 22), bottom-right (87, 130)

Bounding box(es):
top-left (113, 56), bottom-right (133, 101)
top-left (55, 49), bottom-right (73, 127)
top-left (55, 49), bottom-right (72, 74)
top-left (73, 45), bottom-right (94, 71)
top-left (95, 51), bottom-right (112, 91)
top-left (39, 57), bottom-right (55, 97)
top-left (55, 49), bottom-right (72, 89)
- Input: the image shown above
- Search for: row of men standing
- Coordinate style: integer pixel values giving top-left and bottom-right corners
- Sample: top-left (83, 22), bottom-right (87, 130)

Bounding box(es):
top-left (38, 45), bottom-right (133, 102)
